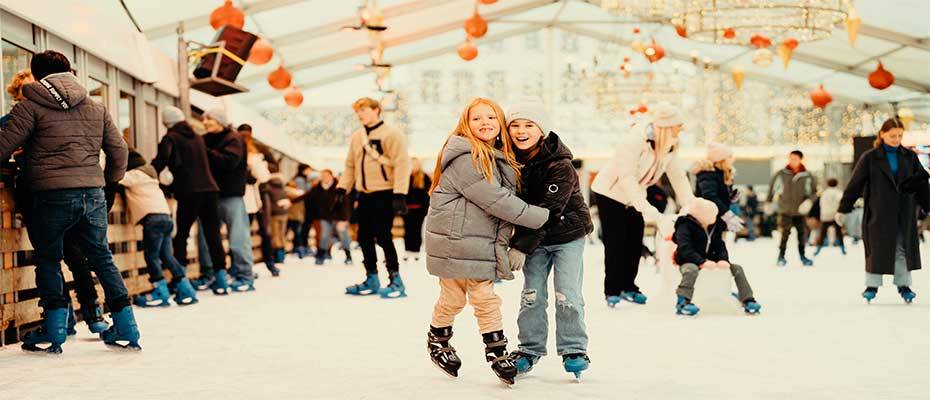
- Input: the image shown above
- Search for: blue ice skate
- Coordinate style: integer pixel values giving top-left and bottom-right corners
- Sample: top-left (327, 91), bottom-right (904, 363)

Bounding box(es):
top-left (21, 308), bottom-right (69, 354)
top-left (100, 306), bottom-right (141, 351)
top-left (675, 296), bottom-right (700, 316)
top-left (898, 286), bottom-right (916, 304)
top-left (742, 298), bottom-right (762, 314)
top-left (379, 273), bottom-right (407, 299)
top-left (346, 274), bottom-right (380, 296)
top-left (134, 279), bottom-right (171, 307)
top-left (863, 287), bottom-right (878, 303)
top-left (511, 352), bottom-right (539, 376)
top-left (606, 295), bottom-right (622, 307)
top-left (563, 353), bottom-right (590, 381)
top-left (174, 278), bottom-right (199, 305)
top-left (620, 291), bottom-right (647, 305)
top-left (211, 269), bottom-right (231, 295)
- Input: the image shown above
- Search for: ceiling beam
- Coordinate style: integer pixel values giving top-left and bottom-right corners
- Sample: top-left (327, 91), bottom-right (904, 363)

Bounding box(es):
top-left (859, 24), bottom-right (930, 53)
top-left (246, 22), bottom-right (550, 103)
top-left (237, 0), bottom-right (558, 85)
top-left (144, 0), bottom-right (309, 39)
top-left (790, 48), bottom-right (930, 93)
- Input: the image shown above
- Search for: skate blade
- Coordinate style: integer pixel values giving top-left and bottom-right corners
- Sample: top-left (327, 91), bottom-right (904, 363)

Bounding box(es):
top-left (134, 300), bottom-right (171, 308)
top-left (175, 298), bottom-right (199, 306)
top-left (572, 372), bottom-right (583, 382)
top-left (430, 360), bottom-right (459, 379)
top-left (212, 288), bottom-right (230, 296)
top-left (105, 341), bottom-right (142, 352)
top-left (380, 291), bottom-right (407, 299)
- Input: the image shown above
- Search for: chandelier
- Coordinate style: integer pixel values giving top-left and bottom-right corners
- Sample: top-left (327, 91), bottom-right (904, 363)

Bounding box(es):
top-left (672, 0), bottom-right (852, 44)
top-left (583, 69), bottom-right (686, 114)
top-left (596, 0), bottom-right (677, 22)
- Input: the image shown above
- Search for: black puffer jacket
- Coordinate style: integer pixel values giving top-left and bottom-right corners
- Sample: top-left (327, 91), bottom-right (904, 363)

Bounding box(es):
top-left (693, 162), bottom-right (732, 218)
top-left (511, 132), bottom-right (593, 254)
top-left (203, 127), bottom-right (247, 198)
top-left (152, 121), bottom-right (219, 196)
top-left (307, 180), bottom-right (350, 221)
top-left (672, 215), bottom-right (728, 266)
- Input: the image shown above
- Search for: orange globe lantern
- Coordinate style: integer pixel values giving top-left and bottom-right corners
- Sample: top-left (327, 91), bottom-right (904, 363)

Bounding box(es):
top-left (478, 0), bottom-right (498, 3)
top-left (209, 0), bottom-right (245, 30)
top-left (644, 40), bottom-right (665, 63)
top-left (464, 11), bottom-right (488, 39)
top-left (637, 103), bottom-right (649, 114)
top-left (675, 25), bottom-right (687, 38)
top-left (267, 66), bottom-right (292, 90)
top-left (810, 84), bottom-right (833, 109)
top-left (248, 38), bottom-right (274, 65)
top-left (458, 41), bottom-right (478, 61)
top-left (868, 62), bottom-right (895, 90)
top-left (722, 27), bottom-right (736, 39)
top-left (749, 34), bottom-right (771, 49)
top-left (284, 87), bottom-right (304, 108)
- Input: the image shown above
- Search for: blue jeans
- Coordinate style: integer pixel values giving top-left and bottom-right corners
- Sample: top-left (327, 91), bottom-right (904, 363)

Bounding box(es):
top-left (218, 196), bottom-right (253, 282)
top-left (319, 220), bottom-right (351, 254)
top-left (141, 214), bottom-right (187, 283)
top-left (28, 188), bottom-right (129, 311)
top-left (517, 239), bottom-right (588, 357)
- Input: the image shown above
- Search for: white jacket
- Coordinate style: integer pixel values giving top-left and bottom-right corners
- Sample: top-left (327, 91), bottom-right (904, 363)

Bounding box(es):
top-left (244, 152), bottom-right (271, 214)
top-left (119, 168), bottom-right (172, 225)
top-left (591, 128), bottom-right (694, 223)
top-left (819, 187), bottom-right (843, 221)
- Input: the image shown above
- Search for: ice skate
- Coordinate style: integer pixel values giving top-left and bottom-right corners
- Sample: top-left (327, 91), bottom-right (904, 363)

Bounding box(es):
top-left (742, 298), bottom-right (762, 314)
top-left (482, 331), bottom-right (517, 385)
top-left (134, 279), bottom-right (171, 307)
top-left (675, 295), bottom-right (700, 316)
top-left (378, 272), bottom-right (407, 299)
top-left (620, 290), bottom-right (647, 305)
top-left (211, 269), bottom-right (231, 295)
top-left (174, 278), bottom-right (199, 305)
top-left (511, 351), bottom-right (539, 376)
top-left (563, 353), bottom-right (590, 381)
top-left (605, 295), bottom-right (622, 307)
top-left (100, 306), bottom-right (142, 351)
top-left (898, 286), bottom-right (916, 304)
top-left (863, 287), bottom-right (878, 303)
top-left (21, 308), bottom-right (68, 354)
top-left (345, 274), bottom-right (380, 295)
top-left (427, 326), bottom-right (462, 378)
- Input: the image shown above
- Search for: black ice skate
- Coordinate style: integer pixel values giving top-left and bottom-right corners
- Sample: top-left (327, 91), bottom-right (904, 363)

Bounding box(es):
top-left (482, 330), bottom-right (517, 385)
top-left (427, 326), bottom-right (462, 378)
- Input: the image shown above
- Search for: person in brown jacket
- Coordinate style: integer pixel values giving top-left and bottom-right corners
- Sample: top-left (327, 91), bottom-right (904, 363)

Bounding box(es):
top-left (338, 97), bottom-right (411, 298)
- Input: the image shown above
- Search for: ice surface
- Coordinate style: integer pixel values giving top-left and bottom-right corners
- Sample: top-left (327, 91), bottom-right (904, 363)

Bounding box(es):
top-left (1, 238), bottom-right (928, 399)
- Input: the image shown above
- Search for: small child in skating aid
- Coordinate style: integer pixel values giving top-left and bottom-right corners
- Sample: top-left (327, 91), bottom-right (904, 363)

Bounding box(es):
top-left (424, 98), bottom-right (549, 385)
top-left (672, 198), bottom-right (761, 315)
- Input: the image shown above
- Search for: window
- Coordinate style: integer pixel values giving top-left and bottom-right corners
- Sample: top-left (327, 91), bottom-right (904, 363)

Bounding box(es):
top-left (560, 67), bottom-right (583, 103)
top-left (522, 71), bottom-right (544, 98)
top-left (119, 92), bottom-right (135, 148)
top-left (138, 103), bottom-right (159, 161)
top-left (525, 32), bottom-right (541, 51)
top-left (485, 70), bottom-right (507, 102)
top-left (561, 32), bottom-right (579, 53)
top-left (420, 70), bottom-right (441, 104)
top-left (2, 40), bottom-right (33, 114)
top-left (87, 77), bottom-right (107, 108)
top-left (452, 71), bottom-right (475, 104)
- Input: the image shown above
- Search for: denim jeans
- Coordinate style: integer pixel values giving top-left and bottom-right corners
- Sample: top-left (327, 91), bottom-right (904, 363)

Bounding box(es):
top-left (28, 188), bottom-right (130, 311)
top-left (320, 220), bottom-right (351, 253)
top-left (141, 214), bottom-right (187, 283)
top-left (197, 225), bottom-right (214, 278)
top-left (517, 238), bottom-right (588, 357)
top-left (218, 196), bottom-right (254, 282)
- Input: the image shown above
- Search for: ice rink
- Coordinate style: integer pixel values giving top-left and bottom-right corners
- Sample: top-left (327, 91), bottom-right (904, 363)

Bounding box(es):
top-left (1, 237), bottom-right (928, 400)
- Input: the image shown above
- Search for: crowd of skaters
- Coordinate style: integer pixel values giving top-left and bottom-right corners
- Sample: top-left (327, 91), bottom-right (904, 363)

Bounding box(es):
top-left (2, 50), bottom-right (927, 388)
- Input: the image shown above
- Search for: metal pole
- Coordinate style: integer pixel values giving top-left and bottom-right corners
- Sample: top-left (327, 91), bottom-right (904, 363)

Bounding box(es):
top-left (177, 21), bottom-right (191, 119)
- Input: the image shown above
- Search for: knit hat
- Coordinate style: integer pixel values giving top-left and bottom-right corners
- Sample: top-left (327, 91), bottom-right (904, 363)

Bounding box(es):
top-left (507, 97), bottom-right (549, 136)
top-left (685, 198), bottom-right (719, 227)
top-left (651, 102), bottom-right (683, 128)
top-left (161, 106), bottom-right (185, 127)
top-left (707, 142), bottom-right (733, 163)
top-left (204, 107), bottom-right (230, 127)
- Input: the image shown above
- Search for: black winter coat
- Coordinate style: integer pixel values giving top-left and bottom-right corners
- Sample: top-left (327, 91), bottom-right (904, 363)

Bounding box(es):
top-left (203, 127), bottom-right (247, 198)
top-left (151, 122), bottom-right (219, 196)
top-left (308, 180), bottom-right (350, 221)
top-left (838, 145), bottom-right (930, 274)
top-left (406, 174), bottom-right (432, 210)
top-left (672, 215), bottom-right (729, 266)
top-left (511, 132), bottom-right (593, 254)
top-left (694, 167), bottom-right (731, 218)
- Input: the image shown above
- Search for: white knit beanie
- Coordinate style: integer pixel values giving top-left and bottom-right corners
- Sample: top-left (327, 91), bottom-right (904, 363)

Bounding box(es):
top-left (707, 142), bottom-right (733, 163)
top-left (686, 197), bottom-right (719, 227)
top-left (161, 106), bottom-right (185, 127)
top-left (652, 102), bottom-right (683, 128)
top-left (204, 107), bottom-right (230, 127)
top-left (507, 97), bottom-right (549, 136)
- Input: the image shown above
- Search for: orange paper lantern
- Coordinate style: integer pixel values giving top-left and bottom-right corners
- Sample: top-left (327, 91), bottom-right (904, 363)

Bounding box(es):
top-left (868, 62), bottom-right (895, 90)
top-left (633, 27), bottom-right (641, 34)
top-left (248, 38), bottom-right (274, 65)
top-left (284, 87), bottom-right (304, 107)
top-left (479, 0), bottom-right (498, 3)
top-left (731, 65), bottom-right (745, 90)
top-left (783, 38), bottom-right (799, 50)
top-left (722, 27), bottom-right (736, 39)
top-left (644, 40), bottom-right (665, 63)
top-left (267, 66), bottom-right (292, 90)
top-left (845, 6), bottom-right (861, 47)
top-left (464, 10), bottom-right (488, 39)
top-left (637, 103), bottom-right (648, 114)
top-left (458, 42), bottom-right (478, 61)
top-left (675, 25), bottom-right (687, 38)
top-left (810, 84), bottom-right (833, 108)
top-left (749, 34), bottom-right (771, 49)
top-left (209, 0), bottom-right (245, 30)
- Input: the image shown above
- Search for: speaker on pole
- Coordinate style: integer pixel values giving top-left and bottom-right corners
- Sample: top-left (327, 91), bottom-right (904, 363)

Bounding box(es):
top-left (190, 25), bottom-right (258, 96)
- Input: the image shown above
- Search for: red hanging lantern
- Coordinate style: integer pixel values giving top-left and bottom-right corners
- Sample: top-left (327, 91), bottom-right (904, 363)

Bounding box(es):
top-left (637, 103), bottom-right (649, 114)
top-left (284, 87), bottom-right (304, 108)
top-left (464, 10), bottom-right (488, 39)
top-left (783, 38), bottom-right (799, 50)
top-left (248, 38), bottom-right (274, 65)
top-left (810, 84), bottom-right (833, 109)
top-left (675, 25), bottom-right (687, 38)
top-left (749, 34), bottom-right (771, 48)
top-left (458, 41), bottom-right (478, 61)
top-left (267, 66), bottom-right (292, 90)
top-left (868, 62), bottom-right (895, 90)
top-left (478, 0), bottom-right (498, 3)
top-left (722, 27), bottom-right (736, 39)
top-left (644, 39), bottom-right (665, 63)
top-left (209, 0), bottom-right (245, 30)
top-left (633, 27), bottom-right (641, 34)
top-left (629, 109), bottom-right (637, 116)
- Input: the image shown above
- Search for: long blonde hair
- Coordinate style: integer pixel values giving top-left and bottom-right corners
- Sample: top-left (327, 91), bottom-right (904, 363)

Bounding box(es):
top-left (411, 158), bottom-right (426, 190)
top-left (430, 98), bottom-right (521, 194)
top-left (652, 125), bottom-right (678, 171)
top-left (6, 69), bottom-right (33, 103)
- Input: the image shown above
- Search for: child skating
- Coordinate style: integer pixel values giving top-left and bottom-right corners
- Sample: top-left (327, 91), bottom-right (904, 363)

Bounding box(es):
top-left (672, 198), bottom-right (761, 316)
top-left (424, 98), bottom-right (549, 385)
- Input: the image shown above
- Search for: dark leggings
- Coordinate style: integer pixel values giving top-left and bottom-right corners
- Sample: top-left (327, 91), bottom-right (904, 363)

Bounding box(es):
top-left (174, 192), bottom-right (226, 272)
top-left (596, 194), bottom-right (645, 296)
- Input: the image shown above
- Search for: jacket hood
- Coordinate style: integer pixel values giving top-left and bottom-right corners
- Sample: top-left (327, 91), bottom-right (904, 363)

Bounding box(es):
top-left (524, 132), bottom-right (573, 166)
top-left (169, 121), bottom-right (198, 137)
top-left (439, 135), bottom-right (506, 171)
top-left (22, 73), bottom-right (87, 110)
top-left (135, 164), bottom-right (158, 179)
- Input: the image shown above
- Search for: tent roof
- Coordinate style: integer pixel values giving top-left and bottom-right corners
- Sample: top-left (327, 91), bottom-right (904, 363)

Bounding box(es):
top-left (123, 0), bottom-right (930, 118)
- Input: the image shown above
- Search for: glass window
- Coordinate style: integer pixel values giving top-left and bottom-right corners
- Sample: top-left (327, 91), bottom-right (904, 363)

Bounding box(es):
top-left (420, 70), bottom-right (441, 104)
top-left (119, 92), bottom-right (135, 148)
top-left (522, 71), bottom-right (544, 98)
top-left (525, 32), bottom-right (541, 51)
top-left (485, 70), bottom-right (507, 102)
top-left (560, 66), bottom-right (583, 103)
top-left (2, 40), bottom-right (33, 114)
top-left (137, 103), bottom-right (159, 161)
top-left (561, 32), bottom-right (579, 53)
top-left (452, 71), bottom-right (474, 104)
top-left (87, 77), bottom-right (107, 107)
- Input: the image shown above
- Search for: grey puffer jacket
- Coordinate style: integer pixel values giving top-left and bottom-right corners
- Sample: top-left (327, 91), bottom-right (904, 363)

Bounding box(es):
top-left (0, 72), bottom-right (127, 191)
top-left (425, 136), bottom-right (549, 281)
top-left (767, 167), bottom-right (816, 216)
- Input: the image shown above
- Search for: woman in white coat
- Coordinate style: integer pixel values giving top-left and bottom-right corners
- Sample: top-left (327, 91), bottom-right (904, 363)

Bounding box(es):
top-left (591, 103), bottom-right (694, 306)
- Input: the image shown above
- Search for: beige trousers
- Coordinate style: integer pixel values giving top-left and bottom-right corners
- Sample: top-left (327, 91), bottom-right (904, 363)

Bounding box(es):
top-left (271, 215), bottom-right (289, 249)
top-left (431, 278), bottom-right (503, 334)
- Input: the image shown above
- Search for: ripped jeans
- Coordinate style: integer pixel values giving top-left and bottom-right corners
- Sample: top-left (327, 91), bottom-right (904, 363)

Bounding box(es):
top-left (517, 238), bottom-right (587, 357)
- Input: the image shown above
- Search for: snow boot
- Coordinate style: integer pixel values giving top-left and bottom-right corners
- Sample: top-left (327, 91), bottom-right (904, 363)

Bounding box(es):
top-left (81, 304), bottom-right (110, 334)
top-left (620, 290), bottom-right (647, 305)
top-left (134, 279), bottom-right (172, 308)
top-left (427, 326), bottom-right (462, 378)
top-left (482, 330), bottom-right (517, 385)
top-left (100, 306), bottom-right (141, 351)
top-left (863, 287), bottom-right (878, 303)
top-left (345, 274), bottom-right (380, 295)
top-left (511, 351), bottom-right (539, 376)
top-left (742, 298), bottom-right (762, 314)
top-left (898, 286), bottom-right (917, 304)
top-left (22, 307), bottom-right (69, 354)
top-left (379, 272), bottom-right (407, 299)
top-left (211, 269), bottom-right (230, 295)
top-left (563, 353), bottom-right (591, 381)
top-left (675, 295), bottom-right (700, 316)
top-left (174, 278), bottom-right (199, 305)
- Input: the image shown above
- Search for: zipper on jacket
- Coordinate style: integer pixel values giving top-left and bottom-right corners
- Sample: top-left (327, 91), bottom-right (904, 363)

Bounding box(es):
top-left (360, 146), bottom-right (368, 191)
